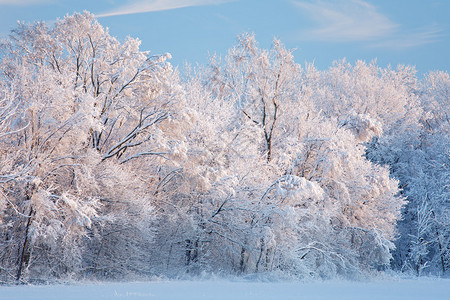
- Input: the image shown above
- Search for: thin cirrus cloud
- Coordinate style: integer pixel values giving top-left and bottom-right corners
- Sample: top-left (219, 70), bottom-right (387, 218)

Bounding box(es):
top-left (370, 25), bottom-right (444, 49)
top-left (292, 0), bottom-right (398, 42)
top-left (0, 0), bottom-right (53, 4)
top-left (292, 0), bottom-right (442, 48)
top-left (96, 0), bottom-right (235, 18)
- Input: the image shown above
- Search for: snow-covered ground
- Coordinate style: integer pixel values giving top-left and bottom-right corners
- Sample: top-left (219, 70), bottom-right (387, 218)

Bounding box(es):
top-left (1, 278), bottom-right (449, 300)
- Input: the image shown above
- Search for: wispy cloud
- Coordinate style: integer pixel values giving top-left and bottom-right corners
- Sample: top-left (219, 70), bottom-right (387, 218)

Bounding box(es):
top-left (293, 0), bottom-right (397, 42)
top-left (292, 0), bottom-right (443, 49)
top-left (97, 0), bottom-right (235, 18)
top-left (370, 25), bottom-right (444, 49)
top-left (294, 0), bottom-right (398, 42)
top-left (0, 0), bottom-right (53, 5)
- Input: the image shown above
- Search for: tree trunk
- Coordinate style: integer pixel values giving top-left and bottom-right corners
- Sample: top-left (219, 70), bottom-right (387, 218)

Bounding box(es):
top-left (16, 207), bottom-right (33, 282)
top-left (255, 237), bottom-right (265, 272)
top-left (239, 246), bottom-right (247, 273)
top-left (431, 209), bottom-right (446, 274)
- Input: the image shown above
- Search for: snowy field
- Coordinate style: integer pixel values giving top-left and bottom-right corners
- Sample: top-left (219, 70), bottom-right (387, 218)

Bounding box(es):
top-left (1, 278), bottom-right (449, 300)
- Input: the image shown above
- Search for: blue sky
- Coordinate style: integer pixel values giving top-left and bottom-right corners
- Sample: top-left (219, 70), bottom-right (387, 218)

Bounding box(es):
top-left (0, 0), bottom-right (449, 75)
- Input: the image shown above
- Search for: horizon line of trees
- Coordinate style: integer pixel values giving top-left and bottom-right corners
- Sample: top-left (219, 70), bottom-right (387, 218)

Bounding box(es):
top-left (0, 12), bottom-right (448, 284)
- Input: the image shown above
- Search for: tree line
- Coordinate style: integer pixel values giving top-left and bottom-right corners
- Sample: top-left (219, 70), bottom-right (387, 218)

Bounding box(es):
top-left (0, 13), bottom-right (448, 283)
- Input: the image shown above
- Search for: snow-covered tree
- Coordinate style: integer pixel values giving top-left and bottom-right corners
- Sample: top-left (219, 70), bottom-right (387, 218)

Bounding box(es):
top-left (153, 35), bottom-right (404, 278)
top-left (1, 11), bottom-right (446, 282)
top-left (312, 60), bottom-right (421, 142)
top-left (0, 12), bottom-right (183, 282)
top-left (362, 69), bottom-right (449, 276)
